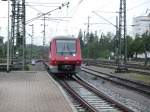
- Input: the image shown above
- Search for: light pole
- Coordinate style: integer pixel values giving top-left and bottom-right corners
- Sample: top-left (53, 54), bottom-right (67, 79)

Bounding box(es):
top-left (29, 24), bottom-right (34, 62)
top-left (7, 0), bottom-right (10, 72)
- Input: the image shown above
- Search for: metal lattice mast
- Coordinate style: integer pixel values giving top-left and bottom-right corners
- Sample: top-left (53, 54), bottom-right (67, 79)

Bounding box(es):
top-left (22, 0), bottom-right (26, 70)
top-left (10, 0), bottom-right (26, 70)
top-left (10, 0), bottom-right (15, 65)
top-left (117, 0), bottom-right (127, 71)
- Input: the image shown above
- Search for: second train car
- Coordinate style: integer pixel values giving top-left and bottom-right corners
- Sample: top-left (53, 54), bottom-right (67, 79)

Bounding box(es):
top-left (48, 36), bottom-right (82, 76)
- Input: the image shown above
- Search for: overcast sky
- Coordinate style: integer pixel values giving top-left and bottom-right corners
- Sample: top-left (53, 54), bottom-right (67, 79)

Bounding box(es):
top-left (0, 0), bottom-right (150, 45)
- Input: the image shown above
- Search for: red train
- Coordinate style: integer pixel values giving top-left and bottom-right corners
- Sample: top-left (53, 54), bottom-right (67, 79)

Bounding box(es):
top-left (48, 36), bottom-right (82, 76)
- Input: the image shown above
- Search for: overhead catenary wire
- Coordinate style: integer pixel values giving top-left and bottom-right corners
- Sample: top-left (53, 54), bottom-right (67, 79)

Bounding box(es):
top-left (94, 10), bottom-right (119, 14)
top-left (26, 2), bottom-right (69, 24)
top-left (69, 0), bottom-right (85, 18)
top-left (95, 1), bottom-right (150, 14)
top-left (25, 2), bottom-right (60, 8)
top-left (26, 4), bottom-right (59, 7)
top-left (70, 0), bottom-right (112, 19)
top-left (91, 0), bottom-right (150, 33)
top-left (68, 0), bottom-right (116, 32)
top-left (92, 11), bottom-right (117, 28)
top-left (25, 2), bottom-right (61, 5)
top-left (84, 22), bottom-right (110, 25)
top-left (2, 0), bottom-right (149, 36)
top-left (27, 4), bottom-right (43, 13)
top-left (127, 1), bottom-right (150, 11)
top-left (27, 5), bottom-right (71, 22)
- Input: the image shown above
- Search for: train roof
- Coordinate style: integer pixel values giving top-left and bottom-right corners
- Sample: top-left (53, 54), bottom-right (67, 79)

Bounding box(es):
top-left (52, 36), bottom-right (77, 40)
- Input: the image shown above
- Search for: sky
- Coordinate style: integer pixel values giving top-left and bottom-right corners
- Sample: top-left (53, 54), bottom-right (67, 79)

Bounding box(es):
top-left (0, 0), bottom-right (150, 45)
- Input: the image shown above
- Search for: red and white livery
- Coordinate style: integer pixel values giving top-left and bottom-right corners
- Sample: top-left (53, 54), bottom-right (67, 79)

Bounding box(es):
top-left (48, 36), bottom-right (82, 76)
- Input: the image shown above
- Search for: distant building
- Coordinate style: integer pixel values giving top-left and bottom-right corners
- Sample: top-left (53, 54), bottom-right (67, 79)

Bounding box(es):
top-left (132, 14), bottom-right (150, 37)
top-left (136, 53), bottom-right (150, 58)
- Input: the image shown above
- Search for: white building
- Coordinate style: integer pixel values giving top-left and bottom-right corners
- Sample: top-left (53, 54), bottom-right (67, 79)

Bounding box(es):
top-left (133, 15), bottom-right (150, 37)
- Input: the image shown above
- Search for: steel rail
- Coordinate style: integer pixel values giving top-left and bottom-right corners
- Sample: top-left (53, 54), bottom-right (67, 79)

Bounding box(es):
top-left (84, 59), bottom-right (150, 71)
top-left (44, 62), bottom-right (97, 111)
top-left (74, 75), bottom-right (134, 112)
top-left (59, 80), bottom-right (98, 112)
top-left (82, 66), bottom-right (150, 96)
top-left (45, 62), bottom-right (134, 111)
top-left (94, 62), bottom-right (150, 76)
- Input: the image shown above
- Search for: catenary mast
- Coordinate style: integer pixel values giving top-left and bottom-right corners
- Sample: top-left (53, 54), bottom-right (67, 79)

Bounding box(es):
top-left (10, 0), bottom-right (26, 70)
top-left (116, 0), bottom-right (128, 72)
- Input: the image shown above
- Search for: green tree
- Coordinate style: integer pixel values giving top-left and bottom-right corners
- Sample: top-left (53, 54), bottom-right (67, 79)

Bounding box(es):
top-left (82, 31), bottom-right (100, 58)
top-left (126, 35), bottom-right (134, 58)
top-left (141, 31), bottom-right (150, 66)
top-left (80, 30), bottom-right (115, 59)
top-left (88, 32), bottom-right (96, 58)
top-left (98, 32), bottom-right (114, 59)
top-left (78, 29), bottom-right (84, 48)
top-left (131, 34), bottom-right (144, 58)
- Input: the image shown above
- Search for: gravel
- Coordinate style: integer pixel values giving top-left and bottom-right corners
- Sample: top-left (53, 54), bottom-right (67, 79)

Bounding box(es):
top-left (78, 71), bottom-right (150, 112)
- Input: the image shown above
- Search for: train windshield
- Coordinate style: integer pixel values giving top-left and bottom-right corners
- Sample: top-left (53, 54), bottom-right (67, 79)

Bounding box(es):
top-left (56, 40), bottom-right (76, 56)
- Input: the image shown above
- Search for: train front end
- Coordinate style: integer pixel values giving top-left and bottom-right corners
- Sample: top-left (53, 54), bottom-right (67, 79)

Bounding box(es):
top-left (49, 37), bottom-right (82, 76)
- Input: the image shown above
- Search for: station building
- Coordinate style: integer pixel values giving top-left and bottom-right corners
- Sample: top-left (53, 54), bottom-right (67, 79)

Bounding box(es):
top-left (132, 14), bottom-right (150, 37)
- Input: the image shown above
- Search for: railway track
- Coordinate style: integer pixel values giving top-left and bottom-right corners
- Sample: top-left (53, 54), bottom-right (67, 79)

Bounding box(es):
top-left (96, 63), bottom-right (150, 76)
top-left (44, 61), bottom-right (148, 111)
top-left (81, 66), bottom-right (150, 96)
top-left (84, 60), bottom-right (150, 75)
top-left (58, 75), bottom-right (134, 112)
top-left (84, 59), bottom-right (150, 70)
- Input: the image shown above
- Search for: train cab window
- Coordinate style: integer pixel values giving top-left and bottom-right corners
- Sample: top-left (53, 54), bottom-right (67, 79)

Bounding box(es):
top-left (56, 40), bottom-right (76, 56)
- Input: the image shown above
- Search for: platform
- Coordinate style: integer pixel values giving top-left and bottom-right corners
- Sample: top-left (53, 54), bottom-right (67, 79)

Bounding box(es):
top-left (0, 71), bottom-right (76, 112)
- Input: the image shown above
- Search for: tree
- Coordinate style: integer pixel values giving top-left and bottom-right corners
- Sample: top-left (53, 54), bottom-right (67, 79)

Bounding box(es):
top-left (98, 32), bottom-right (114, 59)
top-left (94, 31), bottom-right (99, 43)
top-left (0, 36), bottom-right (5, 58)
top-left (88, 32), bottom-right (96, 58)
top-left (80, 30), bottom-right (116, 59)
top-left (78, 29), bottom-right (84, 48)
top-left (141, 31), bottom-right (150, 66)
top-left (126, 35), bottom-right (134, 58)
top-left (131, 34), bottom-right (144, 58)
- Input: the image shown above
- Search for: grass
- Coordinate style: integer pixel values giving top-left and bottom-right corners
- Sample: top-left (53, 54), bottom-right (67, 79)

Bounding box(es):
top-left (117, 72), bottom-right (150, 85)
